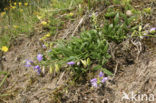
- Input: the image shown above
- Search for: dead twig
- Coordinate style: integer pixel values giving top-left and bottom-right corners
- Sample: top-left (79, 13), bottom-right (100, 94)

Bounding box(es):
top-left (56, 71), bottom-right (65, 85)
top-left (112, 62), bottom-right (119, 80)
top-left (71, 15), bottom-right (86, 37)
top-left (131, 39), bottom-right (142, 61)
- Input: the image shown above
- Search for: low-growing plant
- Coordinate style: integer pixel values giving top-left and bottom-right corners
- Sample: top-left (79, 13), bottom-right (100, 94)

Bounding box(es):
top-left (103, 8), bottom-right (140, 43)
top-left (43, 29), bottom-right (111, 79)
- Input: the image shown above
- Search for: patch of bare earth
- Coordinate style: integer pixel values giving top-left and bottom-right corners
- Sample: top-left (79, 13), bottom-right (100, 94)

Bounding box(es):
top-left (0, 31), bottom-right (65, 103)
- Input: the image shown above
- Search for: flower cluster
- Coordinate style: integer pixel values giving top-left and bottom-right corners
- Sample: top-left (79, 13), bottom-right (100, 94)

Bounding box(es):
top-left (24, 54), bottom-right (43, 75)
top-left (90, 71), bottom-right (108, 88)
top-left (142, 27), bottom-right (156, 36)
top-left (140, 27), bottom-right (156, 39)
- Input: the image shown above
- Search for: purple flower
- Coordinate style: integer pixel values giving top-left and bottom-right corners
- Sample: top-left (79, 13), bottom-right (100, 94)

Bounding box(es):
top-left (101, 77), bottom-right (108, 83)
top-left (37, 54), bottom-right (43, 62)
top-left (143, 31), bottom-right (148, 36)
top-left (150, 27), bottom-right (156, 33)
top-left (99, 71), bottom-right (104, 78)
top-left (25, 59), bottom-right (33, 67)
top-left (90, 72), bottom-right (108, 88)
top-left (34, 65), bottom-right (41, 74)
top-left (67, 61), bottom-right (75, 66)
top-left (90, 78), bottom-right (97, 88)
top-left (42, 44), bottom-right (46, 49)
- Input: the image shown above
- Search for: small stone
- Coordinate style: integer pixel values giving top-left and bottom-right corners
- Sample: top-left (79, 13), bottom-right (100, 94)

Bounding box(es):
top-left (126, 10), bottom-right (133, 16)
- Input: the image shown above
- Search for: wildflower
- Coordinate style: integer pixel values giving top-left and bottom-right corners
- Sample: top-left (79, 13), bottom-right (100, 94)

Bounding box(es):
top-left (11, 6), bottom-right (16, 9)
top-left (14, 2), bottom-right (17, 6)
top-left (143, 31), bottom-right (148, 36)
top-left (68, 13), bottom-right (74, 17)
top-left (19, 2), bottom-right (22, 6)
top-left (144, 7), bottom-right (151, 14)
top-left (25, 60), bottom-right (33, 67)
top-left (99, 71), bottom-right (104, 78)
top-left (39, 36), bottom-right (46, 41)
top-left (24, 3), bottom-right (28, 6)
top-left (4, 8), bottom-right (8, 11)
top-left (90, 71), bottom-right (108, 88)
top-left (19, 9), bottom-right (23, 12)
top-left (1, 46), bottom-right (8, 52)
top-left (90, 78), bottom-right (97, 88)
top-left (13, 25), bottom-right (18, 29)
top-left (34, 65), bottom-right (41, 74)
top-left (45, 33), bottom-right (51, 37)
top-left (101, 77), bottom-right (108, 83)
top-left (150, 28), bottom-right (156, 34)
top-left (67, 61), bottom-right (75, 66)
top-left (37, 54), bottom-right (43, 62)
top-left (41, 21), bottom-right (47, 26)
top-left (1, 12), bottom-right (6, 16)
top-left (42, 44), bottom-right (46, 49)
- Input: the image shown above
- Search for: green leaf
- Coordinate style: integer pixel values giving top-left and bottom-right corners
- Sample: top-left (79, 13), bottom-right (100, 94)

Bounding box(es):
top-left (105, 12), bottom-right (116, 18)
top-left (114, 13), bottom-right (120, 25)
top-left (87, 58), bottom-right (91, 65)
top-left (93, 65), bottom-right (102, 71)
top-left (102, 68), bottom-right (113, 76)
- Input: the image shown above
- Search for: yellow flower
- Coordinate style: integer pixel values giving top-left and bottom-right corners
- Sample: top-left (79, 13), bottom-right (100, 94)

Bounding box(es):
top-left (1, 46), bottom-right (8, 52)
top-left (68, 12), bottom-right (74, 17)
top-left (19, 9), bottom-right (23, 12)
top-left (39, 33), bottom-right (51, 41)
top-left (45, 33), bottom-right (51, 37)
top-left (144, 8), bottom-right (151, 14)
top-left (4, 8), bottom-right (8, 11)
top-left (41, 21), bottom-right (47, 26)
top-left (24, 3), bottom-right (28, 6)
top-left (19, 2), bottom-right (22, 6)
top-left (39, 36), bottom-right (46, 41)
top-left (1, 12), bottom-right (6, 17)
top-left (11, 6), bottom-right (16, 9)
top-left (13, 25), bottom-right (19, 29)
top-left (14, 2), bottom-right (17, 6)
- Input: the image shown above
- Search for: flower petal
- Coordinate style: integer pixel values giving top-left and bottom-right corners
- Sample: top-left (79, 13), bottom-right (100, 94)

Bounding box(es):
top-left (37, 54), bottom-right (43, 62)
top-left (101, 77), bottom-right (108, 83)
top-left (67, 61), bottom-right (75, 65)
top-left (99, 71), bottom-right (104, 78)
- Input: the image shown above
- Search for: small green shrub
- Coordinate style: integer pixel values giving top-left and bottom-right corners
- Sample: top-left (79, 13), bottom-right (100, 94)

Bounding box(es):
top-left (44, 29), bottom-right (111, 79)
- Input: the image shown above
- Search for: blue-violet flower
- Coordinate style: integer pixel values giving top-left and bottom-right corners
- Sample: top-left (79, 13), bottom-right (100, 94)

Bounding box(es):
top-left (25, 59), bottom-right (33, 67)
top-left (67, 61), bottom-right (75, 66)
top-left (34, 65), bottom-right (41, 74)
top-left (37, 54), bottom-right (43, 62)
